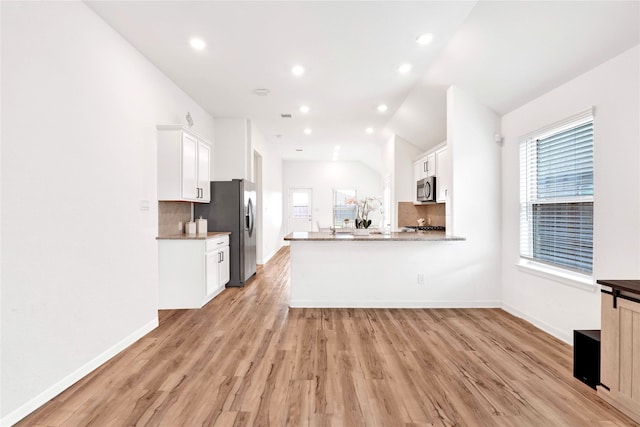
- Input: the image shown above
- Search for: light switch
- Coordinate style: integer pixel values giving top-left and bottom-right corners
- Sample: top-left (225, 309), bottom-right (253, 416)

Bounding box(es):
top-left (140, 200), bottom-right (150, 211)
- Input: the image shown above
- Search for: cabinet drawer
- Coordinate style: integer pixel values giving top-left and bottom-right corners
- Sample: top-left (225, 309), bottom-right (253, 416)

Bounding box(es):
top-left (206, 235), bottom-right (229, 251)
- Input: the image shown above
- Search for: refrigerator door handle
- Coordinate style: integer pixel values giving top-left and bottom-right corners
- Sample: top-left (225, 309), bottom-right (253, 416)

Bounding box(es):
top-left (246, 198), bottom-right (254, 237)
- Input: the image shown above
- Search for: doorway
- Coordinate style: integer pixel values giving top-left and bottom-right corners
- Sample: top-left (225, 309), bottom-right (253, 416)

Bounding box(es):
top-left (288, 188), bottom-right (313, 233)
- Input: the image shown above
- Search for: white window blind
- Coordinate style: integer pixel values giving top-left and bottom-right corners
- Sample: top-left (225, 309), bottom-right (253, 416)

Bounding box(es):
top-left (520, 110), bottom-right (594, 274)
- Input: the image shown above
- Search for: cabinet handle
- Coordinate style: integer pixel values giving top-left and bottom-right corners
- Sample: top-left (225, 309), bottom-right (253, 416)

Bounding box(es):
top-left (221, 251), bottom-right (224, 262)
top-left (423, 162), bottom-right (426, 173)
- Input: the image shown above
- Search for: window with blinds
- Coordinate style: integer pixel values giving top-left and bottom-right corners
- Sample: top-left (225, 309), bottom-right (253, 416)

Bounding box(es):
top-left (333, 189), bottom-right (357, 227)
top-left (520, 110), bottom-right (594, 274)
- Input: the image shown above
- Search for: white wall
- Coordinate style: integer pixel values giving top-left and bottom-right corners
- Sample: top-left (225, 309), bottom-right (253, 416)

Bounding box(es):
top-left (446, 86), bottom-right (503, 307)
top-left (282, 161), bottom-right (382, 232)
top-left (251, 123), bottom-right (285, 264)
top-left (382, 135), bottom-right (423, 228)
top-left (1, 2), bottom-right (216, 424)
top-left (500, 46), bottom-right (640, 343)
top-left (213, 118), bottom-right (250, 181)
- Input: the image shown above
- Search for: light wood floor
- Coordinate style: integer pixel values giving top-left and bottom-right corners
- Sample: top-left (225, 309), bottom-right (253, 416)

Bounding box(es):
top-left (18, 247), bottom-right (637, 426)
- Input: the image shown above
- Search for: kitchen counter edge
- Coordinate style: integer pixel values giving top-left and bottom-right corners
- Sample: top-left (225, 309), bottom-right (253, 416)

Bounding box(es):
top-left (157, 231), bottom-right (231, 241)
top-left (284, 231), bottom-right (465, 242)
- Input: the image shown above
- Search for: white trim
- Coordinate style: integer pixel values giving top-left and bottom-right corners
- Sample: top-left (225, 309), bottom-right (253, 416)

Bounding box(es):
top-left (517, 259), bottom-right (596, 292)
top-left (501, 302), bottom-right (573, 345)
top-left (289, 300), bottom-right (501, 309)
top-left (1, 318), bottom-right (158, 427)
top-left (519, 106), bottom-right (595, 142)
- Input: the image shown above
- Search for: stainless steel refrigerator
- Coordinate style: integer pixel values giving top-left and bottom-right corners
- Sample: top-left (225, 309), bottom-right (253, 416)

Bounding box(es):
top-left (194, 179), bottom-right (257, 287)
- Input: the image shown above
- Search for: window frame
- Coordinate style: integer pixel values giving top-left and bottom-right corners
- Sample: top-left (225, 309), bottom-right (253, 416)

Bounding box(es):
top-left (332, 188), bottom-right (357, 228)
top-left (518, 108), bottom-right (595, 288)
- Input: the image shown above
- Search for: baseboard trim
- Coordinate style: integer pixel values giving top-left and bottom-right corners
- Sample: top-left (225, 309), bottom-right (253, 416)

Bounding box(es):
top-left (289, 300), bottom-right (501, 309)
top-left (501, 302), bottom-right (572, 344)
top-left (1, 317), bottom-right (158, 427)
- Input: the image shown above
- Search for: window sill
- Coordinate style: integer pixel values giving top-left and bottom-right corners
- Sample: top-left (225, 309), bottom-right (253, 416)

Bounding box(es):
top-left (517, 259), bottom-right (596, 292)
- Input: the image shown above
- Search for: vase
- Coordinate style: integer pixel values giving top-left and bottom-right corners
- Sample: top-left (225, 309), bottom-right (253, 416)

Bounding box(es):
top-left (353, 228), bottom-right (370, 236)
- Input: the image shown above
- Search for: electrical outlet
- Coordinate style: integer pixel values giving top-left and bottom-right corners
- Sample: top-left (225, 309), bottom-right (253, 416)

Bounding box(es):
top-left (417, 273), bottom-right (424, 285)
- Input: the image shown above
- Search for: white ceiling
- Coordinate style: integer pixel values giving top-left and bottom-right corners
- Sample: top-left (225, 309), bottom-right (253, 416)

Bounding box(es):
top-left (86, 1), bottom-right (639, 170)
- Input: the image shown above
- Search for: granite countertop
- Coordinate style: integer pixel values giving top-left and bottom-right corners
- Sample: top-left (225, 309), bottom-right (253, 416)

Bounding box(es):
top-left (284, 231), bottom-right (465, 242)
top-left (156, 231), bottom-right (231, 240)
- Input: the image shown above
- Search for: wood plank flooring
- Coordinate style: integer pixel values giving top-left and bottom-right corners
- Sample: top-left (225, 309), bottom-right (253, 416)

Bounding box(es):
top-left (17, 247), bottom-right (637, 426)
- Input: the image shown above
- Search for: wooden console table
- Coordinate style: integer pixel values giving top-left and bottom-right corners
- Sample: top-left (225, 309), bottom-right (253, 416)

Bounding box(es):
top-left (597, 279), bottom-right (640, 423)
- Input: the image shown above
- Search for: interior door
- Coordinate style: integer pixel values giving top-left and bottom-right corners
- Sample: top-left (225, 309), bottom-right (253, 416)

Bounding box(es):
top-left (289, 189), bottom-right (313, 233)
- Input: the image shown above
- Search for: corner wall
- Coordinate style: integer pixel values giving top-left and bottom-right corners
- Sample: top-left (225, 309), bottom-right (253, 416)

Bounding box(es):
top-left (447, 86), bottom-right (502, 308)
top-left (500, 46), bottom-right (640, 343)
top-left (1, 2), bottom-right (216, 424)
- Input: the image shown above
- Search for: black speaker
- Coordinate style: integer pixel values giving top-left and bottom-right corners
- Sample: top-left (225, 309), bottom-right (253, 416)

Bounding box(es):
top-left (573, 329), bottom-right (601, 389)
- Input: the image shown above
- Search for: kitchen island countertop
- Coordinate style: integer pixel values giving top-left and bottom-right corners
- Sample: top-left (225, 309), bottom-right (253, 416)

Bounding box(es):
top-left (156, 231), bottom-right (230, 240)
top-left (284, 231), bottom-right (465, 242)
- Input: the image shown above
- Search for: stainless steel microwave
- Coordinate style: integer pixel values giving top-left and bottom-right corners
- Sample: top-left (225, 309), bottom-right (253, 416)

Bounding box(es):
top-left (417, 176), bottom-right (436, 202)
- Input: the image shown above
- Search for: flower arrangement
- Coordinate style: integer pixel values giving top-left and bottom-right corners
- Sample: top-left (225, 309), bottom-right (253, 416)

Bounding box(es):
top-left (345, 196), bottom-right (382, 229)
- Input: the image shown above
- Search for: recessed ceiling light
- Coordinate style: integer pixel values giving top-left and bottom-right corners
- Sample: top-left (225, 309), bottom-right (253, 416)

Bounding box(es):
top-left (253, 88), bottom-right (270, 96)
top-left (292, 65), bottom-right (305, 76)
top-left (377, 104), bottom-right (388, 113)
top-left (366, 127), bottom-right (374, 134)
top-left (416, 33), bottom-right (433, 46)
top-left (190, 38), bottom-right (206, 50)
top-left (398, 63), bottom-right (412, 74)
top-left (304, 128), bottom-right (312, 135)
top-left (334, 145), bottom-right (341, 151)
top-left (300, 105), bottom-right (310, 113)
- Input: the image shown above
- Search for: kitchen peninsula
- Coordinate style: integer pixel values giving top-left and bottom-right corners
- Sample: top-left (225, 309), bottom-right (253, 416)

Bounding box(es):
top-left (285, 231), bottom-right (467, 308)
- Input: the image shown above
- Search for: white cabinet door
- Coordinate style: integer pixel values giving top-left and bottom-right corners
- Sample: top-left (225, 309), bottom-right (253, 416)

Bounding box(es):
top-left (414, 154), bottom-right (435, 180)
top-left (219, 246), bottom-right (230, 286)
top-left (157, 125), bottom-right (212, 203)
top-left (435, 147), bottom-right (450, 203)
top-left (197, 141), bottom-right (211, 202)
top-left (205, 250), bottom-right (220, 296)
top-left (425, 153), bottom-right (436, 178)
top-left (414, 155), bottom-right (427, 181)
top-left (181, 133), bottom-right (199, 200)
top-left (414, 160), bottom-right (424, 182)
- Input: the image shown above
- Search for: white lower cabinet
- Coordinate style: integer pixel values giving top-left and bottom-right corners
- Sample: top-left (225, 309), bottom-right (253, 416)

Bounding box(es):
top-left (158, 234), bottom-right (230, 309)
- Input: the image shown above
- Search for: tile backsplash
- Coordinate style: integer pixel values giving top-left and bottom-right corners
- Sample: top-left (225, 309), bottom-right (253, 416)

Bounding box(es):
top-left (158, 201), bottom-right (191, 236)
top-left (397, 202), bottom-right (445, 228)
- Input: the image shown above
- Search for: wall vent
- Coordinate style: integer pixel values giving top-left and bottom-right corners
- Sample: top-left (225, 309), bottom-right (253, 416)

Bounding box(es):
top-left (281, 114), bottom-right (292, 118)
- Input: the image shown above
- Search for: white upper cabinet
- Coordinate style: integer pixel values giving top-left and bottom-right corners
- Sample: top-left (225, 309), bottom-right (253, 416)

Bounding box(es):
top-left (197, 141), bottom-right (211, 201)
top-left (413, 143), bottom-right (448, 204)
top-left (157, 125), bottom-right (211, 203)
top-left (435, 147), bottom-right (450, 203)
top-left (414, 153), bottom-right (436, 182)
